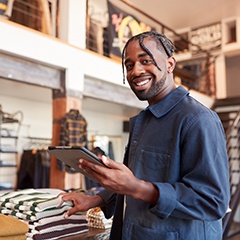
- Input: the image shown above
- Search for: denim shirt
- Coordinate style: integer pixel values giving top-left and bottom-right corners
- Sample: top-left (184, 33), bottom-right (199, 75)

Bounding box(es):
top-left (99, 86), bottom-right (230, 240)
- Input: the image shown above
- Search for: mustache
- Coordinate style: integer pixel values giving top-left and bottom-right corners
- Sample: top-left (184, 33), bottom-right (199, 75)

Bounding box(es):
top-left (131, 74), bottom-right (153, 81)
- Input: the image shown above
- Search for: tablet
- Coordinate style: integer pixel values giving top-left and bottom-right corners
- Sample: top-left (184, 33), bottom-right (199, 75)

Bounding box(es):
top-left (47, 146), bottom-right (106, 180)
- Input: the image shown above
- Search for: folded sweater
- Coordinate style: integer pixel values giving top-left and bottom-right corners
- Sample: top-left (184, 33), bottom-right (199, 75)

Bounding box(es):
top-left (0, 235), bottom-right (26, 240)
top-left (0, 214), bottom-right (28, 236)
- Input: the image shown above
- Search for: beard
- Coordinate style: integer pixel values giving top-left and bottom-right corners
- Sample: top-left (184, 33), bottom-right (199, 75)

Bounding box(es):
top-left (131, 73), bottom-right (167, 101)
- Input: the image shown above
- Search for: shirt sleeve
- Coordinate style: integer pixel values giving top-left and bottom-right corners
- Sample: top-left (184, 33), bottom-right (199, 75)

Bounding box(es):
top-left (150, 111), bottom-right (230, 221)
top-left (97, 189), bottom-right (117, 219)
top-left (59, 117), bottom-right (68, 146)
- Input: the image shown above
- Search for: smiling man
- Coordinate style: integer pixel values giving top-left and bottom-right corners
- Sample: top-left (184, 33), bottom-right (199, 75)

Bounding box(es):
top-left (60, 31), bottom-right (230, 240)
top-left (123, 32), bottom-right (176, 105)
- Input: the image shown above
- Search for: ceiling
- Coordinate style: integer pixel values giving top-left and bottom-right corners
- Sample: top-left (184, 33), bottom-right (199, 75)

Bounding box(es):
top-left (127, 0), bottom-right (240, 30)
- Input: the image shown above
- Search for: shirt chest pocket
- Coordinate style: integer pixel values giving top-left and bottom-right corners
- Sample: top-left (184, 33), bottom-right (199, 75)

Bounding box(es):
top-left (133, 150), bottom-right (170, 182)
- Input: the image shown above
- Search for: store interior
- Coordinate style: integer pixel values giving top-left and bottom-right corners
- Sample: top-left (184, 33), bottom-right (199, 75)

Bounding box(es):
top-left (0, 0), bottom-right (239, 239)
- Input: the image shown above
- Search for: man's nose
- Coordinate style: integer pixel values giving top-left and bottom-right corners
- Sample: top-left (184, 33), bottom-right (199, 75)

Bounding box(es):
top-left (131, 62), bottom-right (145, 76)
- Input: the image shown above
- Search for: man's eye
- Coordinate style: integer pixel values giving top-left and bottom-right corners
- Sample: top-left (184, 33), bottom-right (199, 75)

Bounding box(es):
top-left (142, 59), bottom-right (152, 64)
top-left (126, 64), bottom-right (133, 71)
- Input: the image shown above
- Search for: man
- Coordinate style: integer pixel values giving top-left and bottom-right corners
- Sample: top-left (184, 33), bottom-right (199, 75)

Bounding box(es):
top-left (60, 31), bottom-right (230, 240)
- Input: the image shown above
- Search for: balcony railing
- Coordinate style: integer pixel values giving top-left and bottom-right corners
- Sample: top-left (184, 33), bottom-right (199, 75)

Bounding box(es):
top-left (0, 0), bottom-right (217, 96)
top-left (0, 0), bottom-right (57, 35)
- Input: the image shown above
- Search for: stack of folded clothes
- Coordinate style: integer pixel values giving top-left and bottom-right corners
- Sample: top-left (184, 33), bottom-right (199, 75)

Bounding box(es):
top-left (26, 212), bottom-right (88, 240)
top-left (0, 213), bottom-right (28, 240)
top-left (0, 188), bottom-right (89, 240)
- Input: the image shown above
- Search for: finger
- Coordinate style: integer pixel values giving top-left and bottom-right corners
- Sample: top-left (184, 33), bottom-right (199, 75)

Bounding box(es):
top-left (101, 155), bottom-right (110, 166)
top-left (58, 198), bottom-right (65, 207)
top-left (61, 195), bottom-right (75, 203)
top-left (79, 158), bottom-right (94, 168)
top-left (64, 207), bottom-right (78, 218)
top-left (57, 192), bottom-right (66, 198)
top-left (80, 156), bottom-right (119, 170)
top-left (101, 156), bottom-right (121, 169)
top-left (78, 159), bottom-right (103, 174)
top-left (58, 193), bottom-right (68, 207)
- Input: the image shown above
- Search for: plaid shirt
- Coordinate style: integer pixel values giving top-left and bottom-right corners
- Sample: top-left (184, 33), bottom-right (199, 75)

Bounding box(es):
top-left (59, 109), bottom-right (88, 147)
top-left (58, 109), bottom-right (88, 172)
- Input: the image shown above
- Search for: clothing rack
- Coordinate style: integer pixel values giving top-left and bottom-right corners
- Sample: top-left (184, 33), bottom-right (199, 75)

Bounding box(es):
top-left (18, 137), bottom-right (52, 189)
top-left (22, 137), bottom-right (52, 150)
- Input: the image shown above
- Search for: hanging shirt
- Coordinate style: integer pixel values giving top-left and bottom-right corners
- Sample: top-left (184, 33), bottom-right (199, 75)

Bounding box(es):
top-left (59, 109), bottom-right (88, 147)
top-left (59, 109), bottom-right (88, 172)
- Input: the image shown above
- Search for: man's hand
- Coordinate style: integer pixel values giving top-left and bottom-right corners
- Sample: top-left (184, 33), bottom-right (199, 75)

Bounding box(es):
top-left (58, 192), bottom-right (103, 218)
top-left (79, 156), bottom-right (136, 196)
top-left (79, 156), bottom-right (159, 205)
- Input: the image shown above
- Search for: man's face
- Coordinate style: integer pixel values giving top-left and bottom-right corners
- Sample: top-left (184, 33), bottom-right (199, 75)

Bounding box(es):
top-left (124, 37), bottom-right (169, 104)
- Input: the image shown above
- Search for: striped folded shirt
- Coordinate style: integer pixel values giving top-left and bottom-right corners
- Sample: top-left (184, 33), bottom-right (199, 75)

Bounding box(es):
top-left (10, 205), bottom-right (72, 221)
top-left (26, 226), bottom-right (88, 240)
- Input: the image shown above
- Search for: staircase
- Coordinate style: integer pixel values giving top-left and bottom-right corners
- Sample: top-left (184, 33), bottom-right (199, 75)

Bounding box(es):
top-left (212, 98), bottom-right (240, 240)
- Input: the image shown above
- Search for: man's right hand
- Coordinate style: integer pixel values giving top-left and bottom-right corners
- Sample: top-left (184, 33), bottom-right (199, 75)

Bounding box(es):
top-left (58, 192), bottom-right (104, 218)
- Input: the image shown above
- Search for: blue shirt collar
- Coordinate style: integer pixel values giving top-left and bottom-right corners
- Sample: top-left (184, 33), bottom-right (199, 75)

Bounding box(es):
top-left (145, 86), bottom-right (189, 118)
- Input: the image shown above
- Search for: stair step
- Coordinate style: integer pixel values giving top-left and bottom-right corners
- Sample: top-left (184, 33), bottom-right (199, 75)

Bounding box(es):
top-left (217, 112), bottom-right (238, 121)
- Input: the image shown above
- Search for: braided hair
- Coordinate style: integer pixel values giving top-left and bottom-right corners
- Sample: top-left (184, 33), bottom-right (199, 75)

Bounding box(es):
top-left (121, 31), bottom-right (176, 84)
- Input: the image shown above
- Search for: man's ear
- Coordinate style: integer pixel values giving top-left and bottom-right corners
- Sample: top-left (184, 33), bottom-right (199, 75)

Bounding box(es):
top-left (167, 56), bottom-right (176, 73)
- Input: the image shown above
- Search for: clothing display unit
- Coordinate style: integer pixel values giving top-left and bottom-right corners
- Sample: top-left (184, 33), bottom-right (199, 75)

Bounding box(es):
top-left (17, 146), bottom-right (51, 189)
top-left (0, 104), bottom-right (22, 190)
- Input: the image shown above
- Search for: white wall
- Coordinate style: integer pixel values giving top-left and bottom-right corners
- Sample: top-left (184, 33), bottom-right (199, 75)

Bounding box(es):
top-left (0, 79), bottom-right (141, 167)
top-left (0, 80), bottom-right (52, 154)
top-left (0, 19), bottom-right (126, 94)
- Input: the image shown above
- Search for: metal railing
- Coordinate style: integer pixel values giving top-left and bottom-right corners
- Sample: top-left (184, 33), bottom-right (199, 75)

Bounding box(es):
top-left (116, 0), bottom-right (217, 96)
top-left (1, 0), bottom-right (217, 96)
top-left (1, 0), bottom-right (57, 35)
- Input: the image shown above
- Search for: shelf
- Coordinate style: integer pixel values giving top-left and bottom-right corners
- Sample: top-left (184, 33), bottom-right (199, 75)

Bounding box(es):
top-left (0, 150), bottom-right (18, 154)
top-left (0, 105), bottom-right (22, 190)
top-left (0, 164), bottom-right (17, 168)
top-left (0, 135), bottom-right (18, 139)
top-left (0, 184), bottom-right (14, 191)
top-left (0, 144), bottom-right (18, 153)
top-left (1, 128), bottom-right (18, 138)
top-left (1, 117), bottom-right (19, 124)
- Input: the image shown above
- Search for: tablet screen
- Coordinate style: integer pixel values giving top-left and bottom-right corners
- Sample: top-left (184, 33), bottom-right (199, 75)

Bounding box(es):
top-left (47, 146), bottom-right (106, 181)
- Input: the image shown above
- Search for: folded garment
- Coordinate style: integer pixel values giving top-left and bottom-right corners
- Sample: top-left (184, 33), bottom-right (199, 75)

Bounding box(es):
top-left (0, 209), bottom-right (12, 215)
top-left (10, 193), bottom-right (56, 204)
top-left (0, 189), bottom-right (73, 221)
top-left (25, 212), bottom-right (88, 240)
top-left (14, 195), bottom-right (72, 212)
top-left (0, 235), bottom-right (26, 240)
top-left (0, 214), bottom-right (28, 236)
top-left (1, 189), bottom-right (71, 213)
top-left (30, 212), bottom-right (86, 226)
top-left (0, 189), bottom-right (42, 203)
top-left (26, 226), bottom-right (88, 240)
top-left (11, 205), bottom-right (72, 221)
top-left (86, 207), bottom-right (113, 229)
top-left (32, 222), bottom-right (87, 234)
top-left (87, 218), bottom-right (112, 229)
top-left (0, 189), bottom-right (90, 240)
top-left (32, 214), bottom-right (87, 231)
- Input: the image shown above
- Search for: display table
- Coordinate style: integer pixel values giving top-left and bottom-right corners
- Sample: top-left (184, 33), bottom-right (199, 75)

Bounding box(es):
top-left (0, 189), bottom-right (111, 240)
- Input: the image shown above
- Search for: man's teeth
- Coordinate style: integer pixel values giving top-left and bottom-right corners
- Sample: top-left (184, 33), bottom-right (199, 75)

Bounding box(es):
top-left (136, 79), bottom-right (149, 86)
